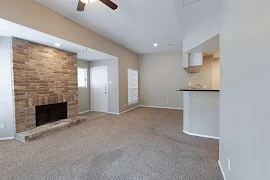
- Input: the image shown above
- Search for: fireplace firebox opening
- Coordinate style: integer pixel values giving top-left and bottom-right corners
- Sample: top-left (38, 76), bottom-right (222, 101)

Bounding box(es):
top-left (36, 102), bottom-right (67, 126)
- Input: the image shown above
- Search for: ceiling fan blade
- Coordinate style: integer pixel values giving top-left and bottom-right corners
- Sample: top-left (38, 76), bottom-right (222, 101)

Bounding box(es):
top-left (77, 0), bottom-right (86, 11)
top-left (99, 0), bottom-right (118, 10)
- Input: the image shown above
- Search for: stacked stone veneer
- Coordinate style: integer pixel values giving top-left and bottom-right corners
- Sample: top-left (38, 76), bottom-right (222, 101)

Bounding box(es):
top-left (12, 37), bottom-right (78, 133)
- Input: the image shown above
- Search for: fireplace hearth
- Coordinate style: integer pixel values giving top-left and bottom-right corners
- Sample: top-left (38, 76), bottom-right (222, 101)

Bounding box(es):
top-left (36, 102), bottom-right (67, 126)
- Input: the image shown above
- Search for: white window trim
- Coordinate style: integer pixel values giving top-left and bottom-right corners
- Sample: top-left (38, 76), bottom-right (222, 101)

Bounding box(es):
top-left (128, 68), bottom-right (139, 105)
top-left (78, 67), bottom-right (88, 88)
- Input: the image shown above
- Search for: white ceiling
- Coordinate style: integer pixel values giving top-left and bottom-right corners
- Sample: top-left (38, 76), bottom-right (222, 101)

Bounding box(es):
top-left (0, 18), bottom-right (115, 61)
top-left (35, 0), bottom-right (223, 54)
top-left (188, 34), bottom-right (220, 53)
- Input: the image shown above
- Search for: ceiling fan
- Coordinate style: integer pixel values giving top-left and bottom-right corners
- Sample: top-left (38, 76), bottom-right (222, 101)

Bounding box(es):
top-left (77, 0), bottom-right (118, 11)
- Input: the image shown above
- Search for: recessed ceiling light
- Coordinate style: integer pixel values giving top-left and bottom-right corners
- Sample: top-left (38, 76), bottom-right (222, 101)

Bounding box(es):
top-left (154, 43), bottom-right (158, 47)
top-left (55, 43), bottom-right (61, 47)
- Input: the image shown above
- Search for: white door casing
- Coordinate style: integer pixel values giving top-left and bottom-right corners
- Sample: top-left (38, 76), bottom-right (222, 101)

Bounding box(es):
top-left (90, 66), bottom-right (109, 113)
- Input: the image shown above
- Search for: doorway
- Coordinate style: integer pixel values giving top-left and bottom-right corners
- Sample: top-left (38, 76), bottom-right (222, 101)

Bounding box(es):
top-left (90, 66), bottom-right (109, 113)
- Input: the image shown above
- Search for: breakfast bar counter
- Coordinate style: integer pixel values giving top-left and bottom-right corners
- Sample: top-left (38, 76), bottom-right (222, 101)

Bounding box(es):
top-left (178, 89), bottom-right (220, 139)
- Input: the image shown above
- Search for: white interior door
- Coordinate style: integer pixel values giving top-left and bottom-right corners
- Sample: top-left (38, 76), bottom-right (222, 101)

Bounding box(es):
top-left (91, 67), bottom-right (108, 113)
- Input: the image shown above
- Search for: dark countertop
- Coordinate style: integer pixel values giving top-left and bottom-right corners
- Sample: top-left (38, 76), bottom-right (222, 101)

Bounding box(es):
top-left (176, 88), bottom-right (220, 92)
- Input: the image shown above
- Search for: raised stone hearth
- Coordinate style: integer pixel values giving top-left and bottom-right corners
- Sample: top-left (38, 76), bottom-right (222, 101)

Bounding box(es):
top-left (16, 116), bottom-right (87, 143)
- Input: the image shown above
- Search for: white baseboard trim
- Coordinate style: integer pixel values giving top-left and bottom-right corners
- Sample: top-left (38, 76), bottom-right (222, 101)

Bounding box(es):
top-left (109, 106), bottom-right (140, 115)
top-left (79, 110), bottom-right (92, 115)
top-left (108, 112), bottom-right (120, 115)
top-left (139, 105), bottom-right (183, 110)
top-left (218, 160), bottom-right (227, 180)
top-left (0, 137), bottom-right (14, 141)
top-left (119, 106), bottom-right (140, 114)
top-left (109, 105), bottom-right (182, 115)
top-left (183, 130), bottom-right (219, 140)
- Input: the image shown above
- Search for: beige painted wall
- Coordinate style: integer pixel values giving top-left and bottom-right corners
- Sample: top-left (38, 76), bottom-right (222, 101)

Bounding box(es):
top-left (188, 55), bottom-right (220, 90)
top-left (78, 59), bottom-right (91, 113)
top-left (0, 0), bottom-right (139, 113)
top-left (90, 58), bottom-right (119, 113)
top-left (139, 51), bottom-right (188, 109)
top-left (212, 58), bottom-right (220, 89)
top-left (78, 59), bottom-right (119, 114)
top-left (0, 37), bottom-right (14, 139)
top-left (219, 0), bottom-right (270, 179)
top-left (188, 55), bottom-right (213, 89)
top-left (118, 56), bottom-right (139, 112)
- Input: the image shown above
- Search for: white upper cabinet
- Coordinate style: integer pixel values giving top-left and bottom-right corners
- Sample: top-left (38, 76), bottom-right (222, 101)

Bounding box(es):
top-left (183, 53), bottom-right (189, 68)
top-left (183, 53), bottom-right (203, 73)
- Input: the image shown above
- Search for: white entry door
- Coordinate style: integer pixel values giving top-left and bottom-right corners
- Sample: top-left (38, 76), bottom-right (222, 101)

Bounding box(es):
top-left (90, 67), bottom-right (108, 113)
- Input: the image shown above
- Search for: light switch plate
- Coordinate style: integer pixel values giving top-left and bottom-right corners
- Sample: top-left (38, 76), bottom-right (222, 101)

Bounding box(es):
top-left (0, 123), bottom-right (5, 129)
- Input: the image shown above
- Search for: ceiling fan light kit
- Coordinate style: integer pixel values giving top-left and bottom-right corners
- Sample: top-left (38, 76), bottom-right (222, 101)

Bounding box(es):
top-left (77, 0), bottom-right (118, 11)
top-left (80, 0), bottom-right (88, 4)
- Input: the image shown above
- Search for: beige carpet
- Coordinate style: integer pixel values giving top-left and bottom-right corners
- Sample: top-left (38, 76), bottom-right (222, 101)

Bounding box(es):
top-left (0, 107), bottom-right (222, 180)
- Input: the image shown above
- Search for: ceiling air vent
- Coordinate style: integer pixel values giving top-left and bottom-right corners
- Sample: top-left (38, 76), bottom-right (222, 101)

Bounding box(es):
top-left (182, 0), bottom-right (201, 6)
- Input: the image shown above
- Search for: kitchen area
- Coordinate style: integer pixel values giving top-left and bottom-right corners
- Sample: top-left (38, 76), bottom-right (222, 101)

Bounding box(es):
top-left (178, 35), bottom-right (220, 139)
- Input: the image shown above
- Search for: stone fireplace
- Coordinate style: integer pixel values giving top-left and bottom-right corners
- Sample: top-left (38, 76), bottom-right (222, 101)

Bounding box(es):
top-left (12, 37), bottom-right (79, 133)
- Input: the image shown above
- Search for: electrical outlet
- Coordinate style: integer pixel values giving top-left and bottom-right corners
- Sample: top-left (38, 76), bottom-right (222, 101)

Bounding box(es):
top-left (0, 123), bottom-right (5, 129)
top-left (166, 101), bottom-right (169, 104)
top-left (189, 82), bottom-right (192, 86)
top-left (203, 85), bottom-right (207, 89)
top-left (228, 158), bottom-right (231, 171)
